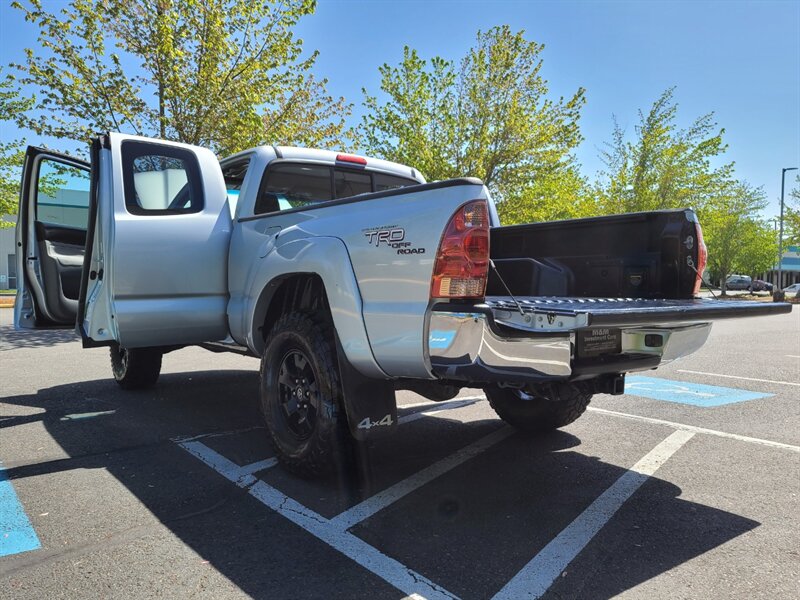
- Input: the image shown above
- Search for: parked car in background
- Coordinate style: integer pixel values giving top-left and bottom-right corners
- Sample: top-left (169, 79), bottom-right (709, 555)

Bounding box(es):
top-left (750, 279), bottom-right (773, 292)
top-left (782, 283), bottom-right (800, 296)
top-left (725, 275), bottom-right (752, 290)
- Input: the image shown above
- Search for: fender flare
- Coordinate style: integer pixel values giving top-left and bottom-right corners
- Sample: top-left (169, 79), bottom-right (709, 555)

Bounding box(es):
top-left (246, 236), bottom-right (398, 439)
top-left (244, 235), bottom-right (386, 380)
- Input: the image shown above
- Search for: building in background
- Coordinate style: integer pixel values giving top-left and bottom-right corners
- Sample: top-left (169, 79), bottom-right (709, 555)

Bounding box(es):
top-left (1, 183), bottom-right (91, 291)
top-left (0, 217), bottom-right (17, 290)
top-left (759, 245), bottom-right (800, 290)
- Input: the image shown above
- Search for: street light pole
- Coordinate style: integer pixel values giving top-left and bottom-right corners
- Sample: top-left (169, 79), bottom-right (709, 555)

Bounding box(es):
top-left (777, 166), bottom-right (798, 297)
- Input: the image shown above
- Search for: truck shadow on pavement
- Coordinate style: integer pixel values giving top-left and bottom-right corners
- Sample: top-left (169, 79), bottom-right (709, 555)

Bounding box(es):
top-left (2, 370), bottom-right (760, 599)
top-left (0, 325), bottom-right (78, 351)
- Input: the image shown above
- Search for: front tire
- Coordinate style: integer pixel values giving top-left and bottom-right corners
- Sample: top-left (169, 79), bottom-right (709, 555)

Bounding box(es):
top-left (110, 344), bottom-right (163, 390)
top-left (484, 383), bottom-right (592, 432)
top-left (260, 312), bottom-right (349, 477)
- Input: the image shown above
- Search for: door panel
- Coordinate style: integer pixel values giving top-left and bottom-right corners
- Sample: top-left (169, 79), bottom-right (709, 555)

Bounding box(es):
top-left (35, 222), bottom-right (86, 321)
top-left (15, 147), bottom-right (91, 329)
top-left (80, 133), bottom-right (232, 348)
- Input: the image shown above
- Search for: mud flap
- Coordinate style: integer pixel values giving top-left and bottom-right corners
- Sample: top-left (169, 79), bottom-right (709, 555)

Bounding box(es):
top-left (335, 336), bottom-right (397, 441)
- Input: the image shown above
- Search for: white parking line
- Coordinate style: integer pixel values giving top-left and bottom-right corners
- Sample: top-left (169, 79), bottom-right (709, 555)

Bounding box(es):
top-left (407, 395), bottom-right (800, 453)
top-left (330, 426), bottom-right (514, 531)
top-left (178, 440), bottom-right (457, 600)
top-left (677, 369), bottom-right (800, 387)
top-left (173, 425), bottom-right (265, 443)
top-left (173, 398), bottom-right (484, 481)
top-left (177, 398), bottom-right (483, 478)
top-left (397, 397), bottom-right (483, 425)
top-left (588, 407), bottom-right (800, 453)
top-left (174, 388), bottom-right (796, 600)
top-left (492, 429), bottom-right (696, 600)
top-left (397, 395), bottom-right (485, 412)
top-left (239, 457), bottom-right (278, 475)
top-left (785, 355), bottom-right (800, 359)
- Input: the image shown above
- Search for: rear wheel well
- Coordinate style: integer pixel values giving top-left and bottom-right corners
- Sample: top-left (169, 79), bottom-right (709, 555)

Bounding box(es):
top-left (255, 272), bottom-right (399, 443)
top-left (255, 274), bottom-right (332, 353)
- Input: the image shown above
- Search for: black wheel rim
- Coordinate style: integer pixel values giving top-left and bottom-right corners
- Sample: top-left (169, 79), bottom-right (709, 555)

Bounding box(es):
top-left (277, 350), bottom-right (319, 440)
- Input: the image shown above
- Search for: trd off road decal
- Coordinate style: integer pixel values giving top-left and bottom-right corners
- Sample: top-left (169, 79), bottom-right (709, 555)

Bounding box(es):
top-left (363, 226), bottom-right (426, 255)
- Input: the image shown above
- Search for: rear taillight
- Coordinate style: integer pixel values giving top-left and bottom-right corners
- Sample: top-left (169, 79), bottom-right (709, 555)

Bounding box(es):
top-left (431, 200), bottom-right (490, 299)
top-left (692, 221), bottom-right (708, 295)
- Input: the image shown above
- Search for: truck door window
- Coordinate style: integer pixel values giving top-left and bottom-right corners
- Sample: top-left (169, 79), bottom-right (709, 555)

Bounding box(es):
top-left (334, 169), bottom-right (371, 198)
top-left (35, 158), bottom-right (91, 229)
top-left (373, 172), bottom-right (418, 192)
top-left (121, 141), bottom-right (203, 215)
top-left (255, 163), bottom-right (332, 214)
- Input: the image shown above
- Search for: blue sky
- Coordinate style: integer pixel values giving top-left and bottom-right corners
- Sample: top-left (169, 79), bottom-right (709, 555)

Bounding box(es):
top-left (2, 0), bottom-right (798, 217)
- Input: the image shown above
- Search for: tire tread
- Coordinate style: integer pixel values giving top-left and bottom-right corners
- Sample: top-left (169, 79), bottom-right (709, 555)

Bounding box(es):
top-left (110, 345), bottom-right (162, 390)
top-left (486, 384), bottom-right (592, 432)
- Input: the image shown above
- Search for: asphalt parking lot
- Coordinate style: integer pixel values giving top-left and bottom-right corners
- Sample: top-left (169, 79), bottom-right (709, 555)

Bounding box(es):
top-left (1, 306), bottom-right (798, 599)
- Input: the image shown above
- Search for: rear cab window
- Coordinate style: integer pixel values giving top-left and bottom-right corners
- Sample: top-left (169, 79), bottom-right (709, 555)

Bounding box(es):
top-left (334, 169), bottom-right (371, 198)
top-left (255, 163), bottom-right (332, 214)
top-left (374, 172), bottom-right (416, 192)
top-left (253, 162), bottom-right (419, 216)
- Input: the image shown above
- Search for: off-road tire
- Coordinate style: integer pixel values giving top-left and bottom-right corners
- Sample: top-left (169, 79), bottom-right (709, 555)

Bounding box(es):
top-left (260, 311), bottom-right (349, 477)
top-left (110, 344), bottom-right (163, 390)
top-left (484, 384), bottom-right (592, 432)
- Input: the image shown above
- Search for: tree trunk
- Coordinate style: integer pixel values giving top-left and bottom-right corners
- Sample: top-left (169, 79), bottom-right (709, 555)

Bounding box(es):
top-left (157, 1), bottom-right (167, 140)
top-left (159, 80), bottom-right (165, 139)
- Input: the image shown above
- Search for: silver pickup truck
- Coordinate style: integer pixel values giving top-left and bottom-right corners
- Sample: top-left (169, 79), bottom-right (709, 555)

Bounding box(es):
top-left (15, 133), bottom-right (791, 475)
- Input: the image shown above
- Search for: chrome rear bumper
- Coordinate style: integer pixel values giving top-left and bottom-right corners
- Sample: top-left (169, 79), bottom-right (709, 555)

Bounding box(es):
top-left (427, 310), bottom-right (711, 383)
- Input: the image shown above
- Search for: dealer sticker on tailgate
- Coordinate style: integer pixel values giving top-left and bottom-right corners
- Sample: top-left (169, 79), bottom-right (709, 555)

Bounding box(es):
top-left (577, 328), bottom-right (621, 357)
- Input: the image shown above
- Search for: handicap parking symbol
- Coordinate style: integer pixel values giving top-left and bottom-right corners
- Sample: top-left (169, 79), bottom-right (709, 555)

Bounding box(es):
top-left (624, 376), bottom-right (773, 407)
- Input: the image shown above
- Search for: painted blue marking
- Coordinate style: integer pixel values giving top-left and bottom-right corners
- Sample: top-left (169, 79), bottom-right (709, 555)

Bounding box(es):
top-left (625, 376), bottom-right (773, 407)
top-left (429, 330), bottom-right (456, 349)
top-left (0, 464), bottom-right (41, 557)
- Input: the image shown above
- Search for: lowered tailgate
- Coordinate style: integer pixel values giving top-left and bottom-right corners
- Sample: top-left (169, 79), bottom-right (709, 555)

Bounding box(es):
top-left (427, 297), bottom-right (792, 383)
top-left (485, 296), bottom-right (793, 332)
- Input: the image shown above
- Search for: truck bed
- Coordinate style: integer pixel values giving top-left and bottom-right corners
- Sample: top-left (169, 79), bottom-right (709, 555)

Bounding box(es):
top-left (485, 296), bottom-right (792, 332)
top-left (488, 209), bottom-right (702, 299)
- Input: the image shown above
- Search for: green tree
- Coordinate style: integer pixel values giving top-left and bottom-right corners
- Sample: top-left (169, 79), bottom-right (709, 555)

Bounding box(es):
top-left (359, 26), bottom-right (588, 224)
top-left (0, 69), bottom-right (32, 227)
top-left (700, 181), bottom-right (772, 294)
top-left (594, 88), bottom-right (777, 293)
top-left (736, 219), bottom-right (779, 280)
top-left (10, 0), bottom-right (351, 155)
top-left (596, 88), bottom-right (732, 215)
top-left (784, 175), bottom-right (800, 247)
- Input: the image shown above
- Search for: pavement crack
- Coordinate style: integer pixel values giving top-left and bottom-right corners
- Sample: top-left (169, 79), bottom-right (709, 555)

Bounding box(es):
top-left (238, 475), bottom-right (259, 490)
top-left (406, 568), bottom-right (459, 599)
top-left (277, 496), bottom-right (327, 524)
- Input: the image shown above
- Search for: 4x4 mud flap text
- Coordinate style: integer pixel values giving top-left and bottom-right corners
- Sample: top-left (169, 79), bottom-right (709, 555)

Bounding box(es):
top-left (335, 337), bottom-right (398, 440)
